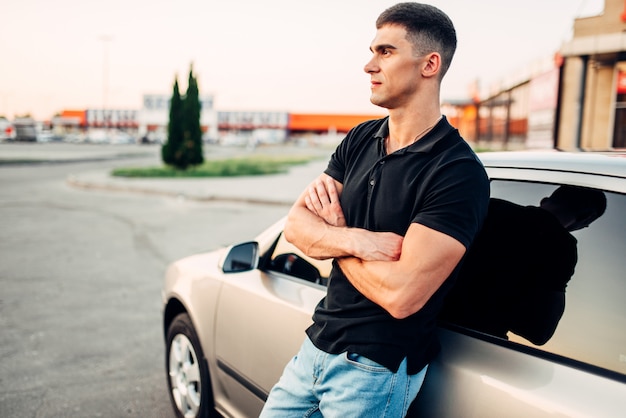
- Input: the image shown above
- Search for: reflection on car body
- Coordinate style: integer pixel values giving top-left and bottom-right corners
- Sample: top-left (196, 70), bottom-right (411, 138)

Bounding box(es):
top-left (440, 186), bottom-right (607, 345)
top-left (162, 151), bottom-right (626, 418)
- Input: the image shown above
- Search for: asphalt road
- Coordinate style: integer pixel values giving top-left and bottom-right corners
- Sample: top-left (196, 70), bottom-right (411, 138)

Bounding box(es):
top-left (0, 143), bottom-right (303, 417)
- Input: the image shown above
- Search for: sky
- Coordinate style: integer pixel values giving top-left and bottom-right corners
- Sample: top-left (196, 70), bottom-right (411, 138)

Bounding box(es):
top-left (0, 0), bottom-right (606, 120)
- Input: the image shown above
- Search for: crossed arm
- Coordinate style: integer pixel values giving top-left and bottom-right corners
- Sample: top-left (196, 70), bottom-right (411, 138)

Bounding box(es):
top-left (284, 173), bottom-right (467, 319)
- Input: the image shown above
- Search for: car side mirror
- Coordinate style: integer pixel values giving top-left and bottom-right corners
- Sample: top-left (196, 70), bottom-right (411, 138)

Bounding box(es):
top-left (221, 241), bottom-right (259, 273)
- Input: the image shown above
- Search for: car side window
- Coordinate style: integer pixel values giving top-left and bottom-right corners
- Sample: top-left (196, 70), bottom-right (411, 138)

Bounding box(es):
top-left (265, 233), bottom-right (332, 286)
top-left (441, 179), bottom-right (626, 377)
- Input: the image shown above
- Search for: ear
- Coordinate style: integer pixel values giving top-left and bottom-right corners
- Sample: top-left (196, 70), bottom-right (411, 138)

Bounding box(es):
top-left (422, 52), bottom-right (441, 78)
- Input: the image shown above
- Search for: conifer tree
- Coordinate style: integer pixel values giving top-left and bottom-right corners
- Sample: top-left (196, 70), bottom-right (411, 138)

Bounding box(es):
top-left (161, 65), bottom-right (204, 169)
top-left (161, 77), bottom-right (183, 166)
top-left (182, 65), bottom-right (204, 166)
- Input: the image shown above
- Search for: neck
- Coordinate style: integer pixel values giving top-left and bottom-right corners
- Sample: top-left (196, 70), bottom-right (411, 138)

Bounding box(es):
top-left (386, 111), bottom-right (442, 153)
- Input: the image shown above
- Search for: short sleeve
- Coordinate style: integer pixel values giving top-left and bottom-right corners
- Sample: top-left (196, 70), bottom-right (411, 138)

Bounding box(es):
top-left (413, 158), bottom-right (490, 249)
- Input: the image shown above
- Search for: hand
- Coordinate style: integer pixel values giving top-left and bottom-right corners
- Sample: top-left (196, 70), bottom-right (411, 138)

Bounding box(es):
top-left (305, 176), bottom-right (346, 227)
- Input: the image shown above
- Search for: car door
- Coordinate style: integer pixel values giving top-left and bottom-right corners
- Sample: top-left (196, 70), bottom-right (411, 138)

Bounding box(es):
top-left (213, 233), bottom-right (330, 417)
top-left (409, 174), bottom-right (626, 417)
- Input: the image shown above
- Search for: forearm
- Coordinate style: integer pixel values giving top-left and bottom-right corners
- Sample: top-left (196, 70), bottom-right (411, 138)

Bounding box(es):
top-left (284, 203), bottom-right (358, 260)
top-left (338, 256), bottom-right (428, 319)
top-left (285, 173), bottom-right (403, 261)
top-left (285, 204), bottom-right (403, 261)
top-left (338, 223), bottom-right (467, 319)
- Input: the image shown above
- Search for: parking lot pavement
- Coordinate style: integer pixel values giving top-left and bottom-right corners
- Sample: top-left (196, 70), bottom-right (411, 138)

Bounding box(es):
top-left (0, 142), bottom-right (157, 163)
top-left (0, 141), bottom-right (339, 417)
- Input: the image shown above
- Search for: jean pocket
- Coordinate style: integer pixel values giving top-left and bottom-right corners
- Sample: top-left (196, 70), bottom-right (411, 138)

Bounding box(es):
top-left (344, 352), bottom-right (388, 372)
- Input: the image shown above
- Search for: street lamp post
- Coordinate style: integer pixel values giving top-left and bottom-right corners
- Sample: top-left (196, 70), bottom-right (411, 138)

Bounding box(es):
top-left (99, 35), bottom-right (113, 133)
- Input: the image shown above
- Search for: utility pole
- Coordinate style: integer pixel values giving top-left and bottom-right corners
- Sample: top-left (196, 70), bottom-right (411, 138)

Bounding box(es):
top-left (99, 35), bottom-right (113, 132)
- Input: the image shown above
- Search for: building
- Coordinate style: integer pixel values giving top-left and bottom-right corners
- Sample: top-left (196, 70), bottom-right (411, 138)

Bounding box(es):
top-left (558, 0), bottom-right (626, 150)
top-left (444, 0), bottom-right (626, 152)
top-left (139, 94), bottom-right (217, 143)
top-left (442, 55), bottom-right (560, 151)
top-left (217, 111), bottom-right (289, 145)
top-left (54, 101), bottom-right (381, 146)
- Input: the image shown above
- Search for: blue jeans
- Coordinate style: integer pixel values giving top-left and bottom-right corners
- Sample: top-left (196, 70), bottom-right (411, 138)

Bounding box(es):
top-left (259, 337), bottom-right (428, 418)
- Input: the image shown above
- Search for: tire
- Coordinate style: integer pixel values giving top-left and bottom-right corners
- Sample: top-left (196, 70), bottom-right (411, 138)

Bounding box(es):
top-left (166, 313), bottom-right (215, 418)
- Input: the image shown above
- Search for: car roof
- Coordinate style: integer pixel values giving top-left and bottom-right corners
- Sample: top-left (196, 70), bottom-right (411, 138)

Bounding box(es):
top-left (478, 151), bottom-right (626, 179)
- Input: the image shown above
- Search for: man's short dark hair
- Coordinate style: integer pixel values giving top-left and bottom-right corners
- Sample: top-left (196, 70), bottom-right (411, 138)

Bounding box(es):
top-left (376, 2), bottom-right (457, 79)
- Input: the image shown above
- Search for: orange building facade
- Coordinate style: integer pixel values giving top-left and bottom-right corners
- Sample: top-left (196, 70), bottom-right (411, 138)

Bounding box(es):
top-left (288, 113), bottom-right (385, 134)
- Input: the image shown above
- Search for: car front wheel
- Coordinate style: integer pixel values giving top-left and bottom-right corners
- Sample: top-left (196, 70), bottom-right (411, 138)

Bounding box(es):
top-left (166, 313), bottom-right (214, 418)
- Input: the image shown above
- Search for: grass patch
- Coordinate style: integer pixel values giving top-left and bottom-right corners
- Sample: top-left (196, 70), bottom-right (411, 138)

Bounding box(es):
top-left (111, 155), bottom-right (317, 178)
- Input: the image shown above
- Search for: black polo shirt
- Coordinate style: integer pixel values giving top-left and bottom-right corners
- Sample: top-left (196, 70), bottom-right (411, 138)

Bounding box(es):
top-left (306, 116), bottom-right (490, 374)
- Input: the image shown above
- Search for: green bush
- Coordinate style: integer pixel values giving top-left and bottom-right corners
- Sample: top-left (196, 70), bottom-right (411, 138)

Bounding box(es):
top-left (111, 155), bottom-right (315, 178)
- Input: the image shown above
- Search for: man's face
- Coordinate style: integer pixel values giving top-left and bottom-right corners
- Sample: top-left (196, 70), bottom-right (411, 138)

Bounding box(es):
top-left (364, 24), bottom-right (425, 109)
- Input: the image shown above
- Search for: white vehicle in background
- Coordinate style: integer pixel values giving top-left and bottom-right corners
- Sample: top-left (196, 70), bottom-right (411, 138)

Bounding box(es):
top-left (109, 130), bottom-right (136, 145)
top-left (85, 129), bottom-right (109, 144)
top-left (84, 129), bottom-right (136, 144)
top-left (13, 117), bottom-right (38, 142)
top-left (0, 117), bottom-right (15, 141)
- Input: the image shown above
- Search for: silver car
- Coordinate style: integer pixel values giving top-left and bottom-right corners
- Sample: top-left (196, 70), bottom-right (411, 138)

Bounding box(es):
top-left (162, 151), bottom-right (626, 418)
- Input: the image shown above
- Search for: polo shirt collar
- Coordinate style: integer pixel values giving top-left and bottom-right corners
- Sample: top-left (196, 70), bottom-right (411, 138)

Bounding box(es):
top-left (374, 116), bottom-right (452, 154)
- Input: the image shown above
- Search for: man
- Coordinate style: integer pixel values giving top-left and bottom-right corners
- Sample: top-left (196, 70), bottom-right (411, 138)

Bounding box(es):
top-left (440, 186), bottom-right (607, 345)
top-left (260, 3), bottom-right (489, 417)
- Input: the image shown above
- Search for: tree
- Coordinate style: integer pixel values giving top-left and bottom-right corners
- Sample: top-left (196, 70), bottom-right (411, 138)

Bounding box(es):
top-left (182, 65), bottom-right (204, 166)
top-left (161, 64), bottom-right (204, 169)
top-left (162, 77), bottom-right (183, 166)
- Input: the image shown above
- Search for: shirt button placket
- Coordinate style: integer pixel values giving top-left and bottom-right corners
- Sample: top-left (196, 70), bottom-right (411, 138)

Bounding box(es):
top-left (370, 159), bottom-right (385, 188)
